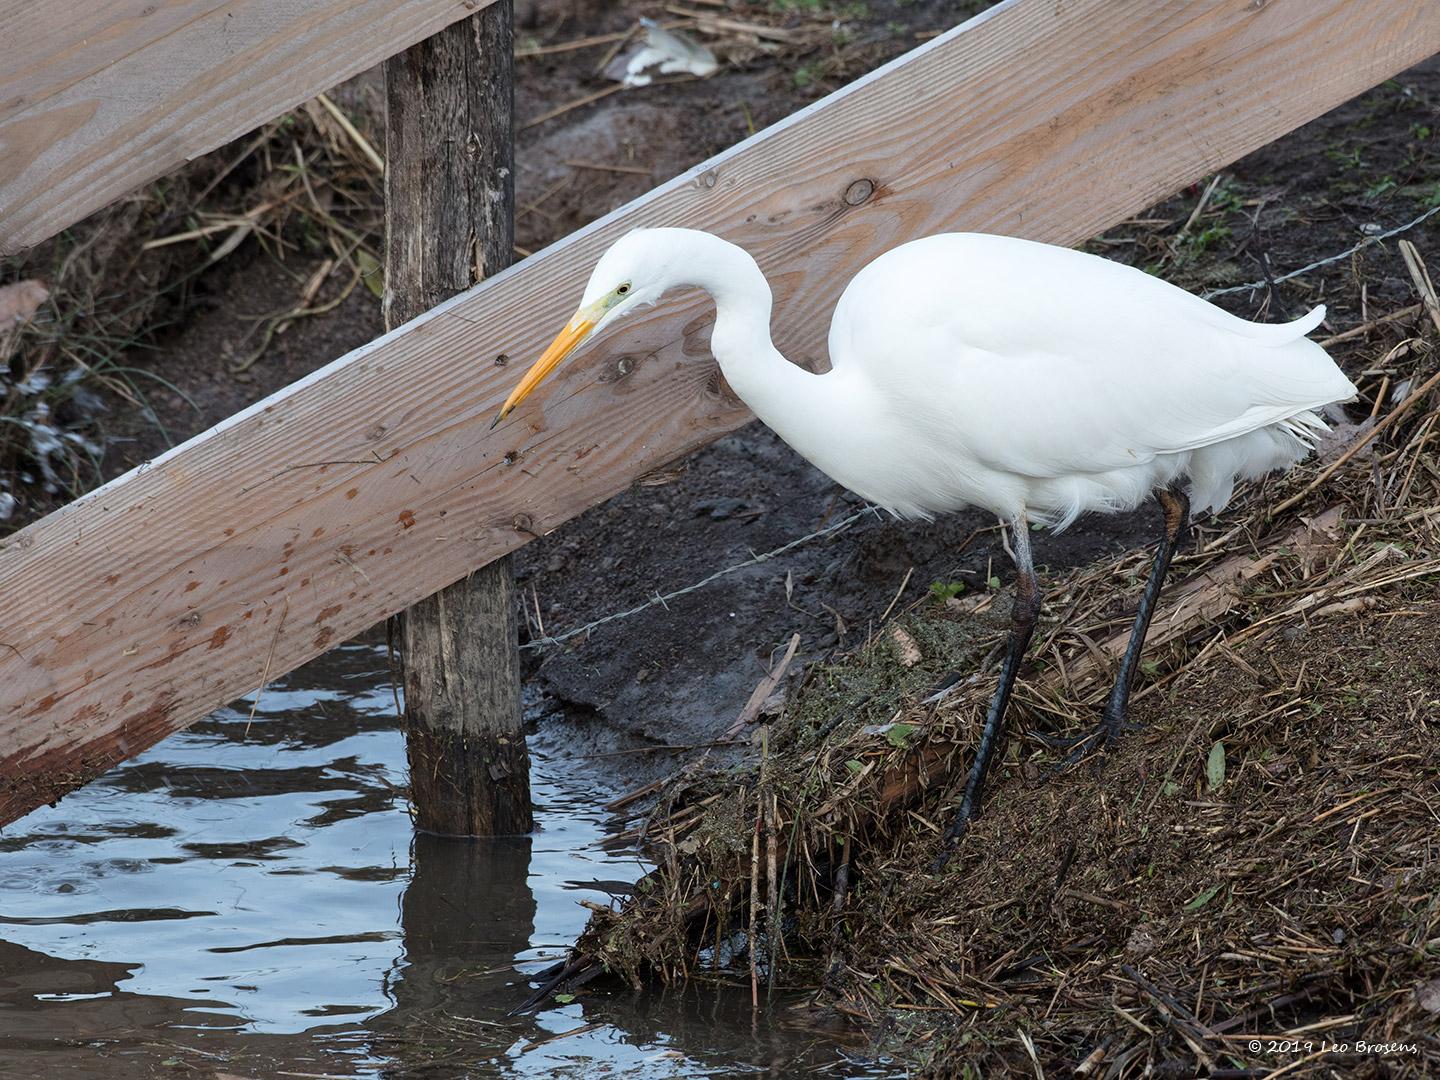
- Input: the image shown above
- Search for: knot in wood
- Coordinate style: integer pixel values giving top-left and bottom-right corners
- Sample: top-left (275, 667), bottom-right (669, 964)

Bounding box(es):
top-left (596, 354), bottom-right (642, 383)
top-left (700, 169), bottom-right (719, 189)
top-left (844, 178), bottom-right (875, 206)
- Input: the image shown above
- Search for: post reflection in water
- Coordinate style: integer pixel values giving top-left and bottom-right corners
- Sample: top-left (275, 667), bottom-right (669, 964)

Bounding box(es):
top-left (384, 831), bottom-right (537, 1024)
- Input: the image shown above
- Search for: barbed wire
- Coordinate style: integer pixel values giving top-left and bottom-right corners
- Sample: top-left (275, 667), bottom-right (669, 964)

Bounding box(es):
top-left (1203, 203), bottom-right (1440, 299)
top-left (521, 505), bottom-right (879, 651)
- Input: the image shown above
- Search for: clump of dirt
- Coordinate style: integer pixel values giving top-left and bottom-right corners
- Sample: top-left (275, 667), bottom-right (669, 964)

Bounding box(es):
top-left (531, 300), bottom-right (1440, 1075)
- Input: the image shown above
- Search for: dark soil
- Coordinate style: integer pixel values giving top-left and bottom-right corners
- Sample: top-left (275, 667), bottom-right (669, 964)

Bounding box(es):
top-left (553, 485), bottom-right (1440, 1075)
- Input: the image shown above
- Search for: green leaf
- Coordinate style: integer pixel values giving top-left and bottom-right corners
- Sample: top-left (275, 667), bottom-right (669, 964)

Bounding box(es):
top-left (886, 723), bottom-right (916, 749)
top-left (356, 248), bottom-right (385, 297)
top-left (1206, 741), bottom-right (1226, 790)
top-left (553, 992), bottom-right (576, 1004)
top-left (845, 758), bottom-right (864, 775)
top-left (1162, 780), bottom-right (1181, 798)
top-left (987, 575), bottom-right (1001, 589)
top-left (1185, 884), bottom-right (1222, 911)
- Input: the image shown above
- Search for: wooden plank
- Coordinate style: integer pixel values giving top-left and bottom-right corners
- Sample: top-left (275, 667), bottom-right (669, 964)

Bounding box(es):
top-left (2, 0), bottom-right (1437, 827)
top-left (0, 0), bottom-right (491, 254)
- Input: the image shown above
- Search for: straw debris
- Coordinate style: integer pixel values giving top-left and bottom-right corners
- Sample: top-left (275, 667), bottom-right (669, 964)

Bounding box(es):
top-left (529, 267), bottom-right (1440, 1076)
top-left (0, 88), bottom-right (385, 525)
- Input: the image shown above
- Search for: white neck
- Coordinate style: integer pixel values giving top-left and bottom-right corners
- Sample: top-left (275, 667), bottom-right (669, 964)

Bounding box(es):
top-left (673, 233), bottom-right (840, 447)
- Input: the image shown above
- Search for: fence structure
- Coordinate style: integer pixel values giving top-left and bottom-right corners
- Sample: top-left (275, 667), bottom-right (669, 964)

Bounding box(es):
top-left (1, 0), bottom-right (1438, 827)
top-left (0, 0), bottom-right (486, 253)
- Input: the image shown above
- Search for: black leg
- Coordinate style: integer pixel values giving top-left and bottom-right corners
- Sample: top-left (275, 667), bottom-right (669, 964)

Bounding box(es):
top-left (1099, 485), bottom-right (1190, 737)
top-left (1047, 485), bottom-right (1191, 761)
top-left (936, 515), bottom-right (1040, 865)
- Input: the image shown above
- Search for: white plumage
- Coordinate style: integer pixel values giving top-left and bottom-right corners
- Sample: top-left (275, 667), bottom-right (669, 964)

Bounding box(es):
top-left (820, 233), bottom-right (1350, 525)
top-left (497, 226), bottom-right (1356, 848)
top-left (500, 229), bottom-right (1353, 527)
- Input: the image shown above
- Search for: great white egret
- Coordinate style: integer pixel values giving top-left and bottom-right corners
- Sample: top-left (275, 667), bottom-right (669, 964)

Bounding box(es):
top-left (495, 228), bottom-right (1356, 851)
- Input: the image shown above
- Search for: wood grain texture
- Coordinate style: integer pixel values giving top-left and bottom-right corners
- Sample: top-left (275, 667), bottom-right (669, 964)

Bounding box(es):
top-left (2, 0), bottom-right (1438, 826)
top-left (384, 1), bottom-right (532, 836)
top-left (0, 0), bottom-right (492, 254)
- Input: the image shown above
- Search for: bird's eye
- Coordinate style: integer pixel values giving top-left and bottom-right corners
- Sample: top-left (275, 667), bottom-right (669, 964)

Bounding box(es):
top-left (617, 283), bottom-right (630, 295)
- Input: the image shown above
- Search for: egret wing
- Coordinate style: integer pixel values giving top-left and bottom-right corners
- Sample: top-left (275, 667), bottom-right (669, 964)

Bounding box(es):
top-left (828, 233), bottom-right (1353, 479)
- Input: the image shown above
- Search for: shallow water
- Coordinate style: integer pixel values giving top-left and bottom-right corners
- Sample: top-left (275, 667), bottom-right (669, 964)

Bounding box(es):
top-left (0, 644), bottom-right (892, 1078)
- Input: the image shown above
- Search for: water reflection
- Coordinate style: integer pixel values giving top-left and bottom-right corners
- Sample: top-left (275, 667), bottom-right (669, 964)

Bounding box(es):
top-left (0, 644), bottom-right (890, 1077)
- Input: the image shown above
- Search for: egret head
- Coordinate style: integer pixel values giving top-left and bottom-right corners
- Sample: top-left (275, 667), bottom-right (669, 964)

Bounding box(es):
top-left (492, 229), bottom-right (681, 427)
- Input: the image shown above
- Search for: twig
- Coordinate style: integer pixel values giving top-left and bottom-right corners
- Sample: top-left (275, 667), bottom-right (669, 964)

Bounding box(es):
top-left (1270, 321), bottom-right (1440, 520)
top-left (592, 25), bottom-right (638, 76)
top-left (1399, 240), bottom-right (1440, 334)
top-left (522, 85), bottom-right (627, 130)
top-left (748, 784), bottom-right (762, 1009)
top-left (315, 93), bottom-right (384, 173)
top-left (228, 261), bottom-right (362, 373)
top-left (765, 788), bottom-right (780, 994)
top-left (1318, 303), bottom-right (1421, 347)
top-left (245, 596), bottom-right (289, 737)
top-left (565, 159), bottom-right (653, 176)
top-left (726, 632), bottom-right (801, 738)
top-left (879, 566), bottom-right (914, 624)
top-left (1176, 173), bottom-right (1223, 240)
top-left (520, 1022), bottom-right (604, 1051)
top-left (665, 7), bottom-right (804, 43)
top-left (516, 30), bottom-right (633, 57)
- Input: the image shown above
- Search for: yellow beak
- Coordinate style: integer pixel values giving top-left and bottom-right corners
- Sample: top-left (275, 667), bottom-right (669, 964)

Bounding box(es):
top-left (492, 309), bottom-right (596, 428)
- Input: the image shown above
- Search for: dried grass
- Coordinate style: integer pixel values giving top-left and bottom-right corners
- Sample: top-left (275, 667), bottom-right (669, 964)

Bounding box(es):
top-left (0, 88), bottom-right (385, 526)
top-left (526, 271), bottom-right (1440, 1076)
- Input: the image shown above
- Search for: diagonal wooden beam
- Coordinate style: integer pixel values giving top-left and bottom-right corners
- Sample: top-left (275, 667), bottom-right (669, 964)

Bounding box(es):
top-left (2, 0), bottom-right (1438, 827)
top-left (0, 0), bottom-right (491, 254)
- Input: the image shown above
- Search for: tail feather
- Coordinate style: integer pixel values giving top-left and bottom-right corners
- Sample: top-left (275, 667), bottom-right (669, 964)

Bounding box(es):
top-left (1238, 304), bottom-right (1326, 347)
top-left (1275, 409), bottom-right (1332, 447)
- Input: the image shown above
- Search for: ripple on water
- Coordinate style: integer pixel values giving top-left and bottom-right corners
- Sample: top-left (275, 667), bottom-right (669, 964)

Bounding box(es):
top-left (0, 644), bottom-right (887, 1077)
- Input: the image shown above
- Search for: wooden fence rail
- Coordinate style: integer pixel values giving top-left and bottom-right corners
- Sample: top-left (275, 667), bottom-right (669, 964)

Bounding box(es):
top-left (0, 0), bottom-right (490, 254)
top-left (2, 0), bottom-right (1437, 827)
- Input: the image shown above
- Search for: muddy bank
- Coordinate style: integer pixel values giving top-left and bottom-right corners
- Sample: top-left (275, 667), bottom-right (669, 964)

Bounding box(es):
top-left (3, 3), bottom-right (1439, 1074)
top-left (541, 393), bottom-right (1440, 1075)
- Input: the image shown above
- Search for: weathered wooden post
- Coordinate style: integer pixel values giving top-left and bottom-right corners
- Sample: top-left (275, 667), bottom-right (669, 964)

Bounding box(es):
top-left (383, 0), bottom-right (532, 836)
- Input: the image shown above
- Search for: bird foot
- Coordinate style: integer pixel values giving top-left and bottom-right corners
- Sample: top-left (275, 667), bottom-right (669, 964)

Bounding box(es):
top-left (931, 839), bottom-right (960, 873)
top-left (1037, 711), bottom-right (1141, 768)
top-left (932, 797), bottom-right (978, 871)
